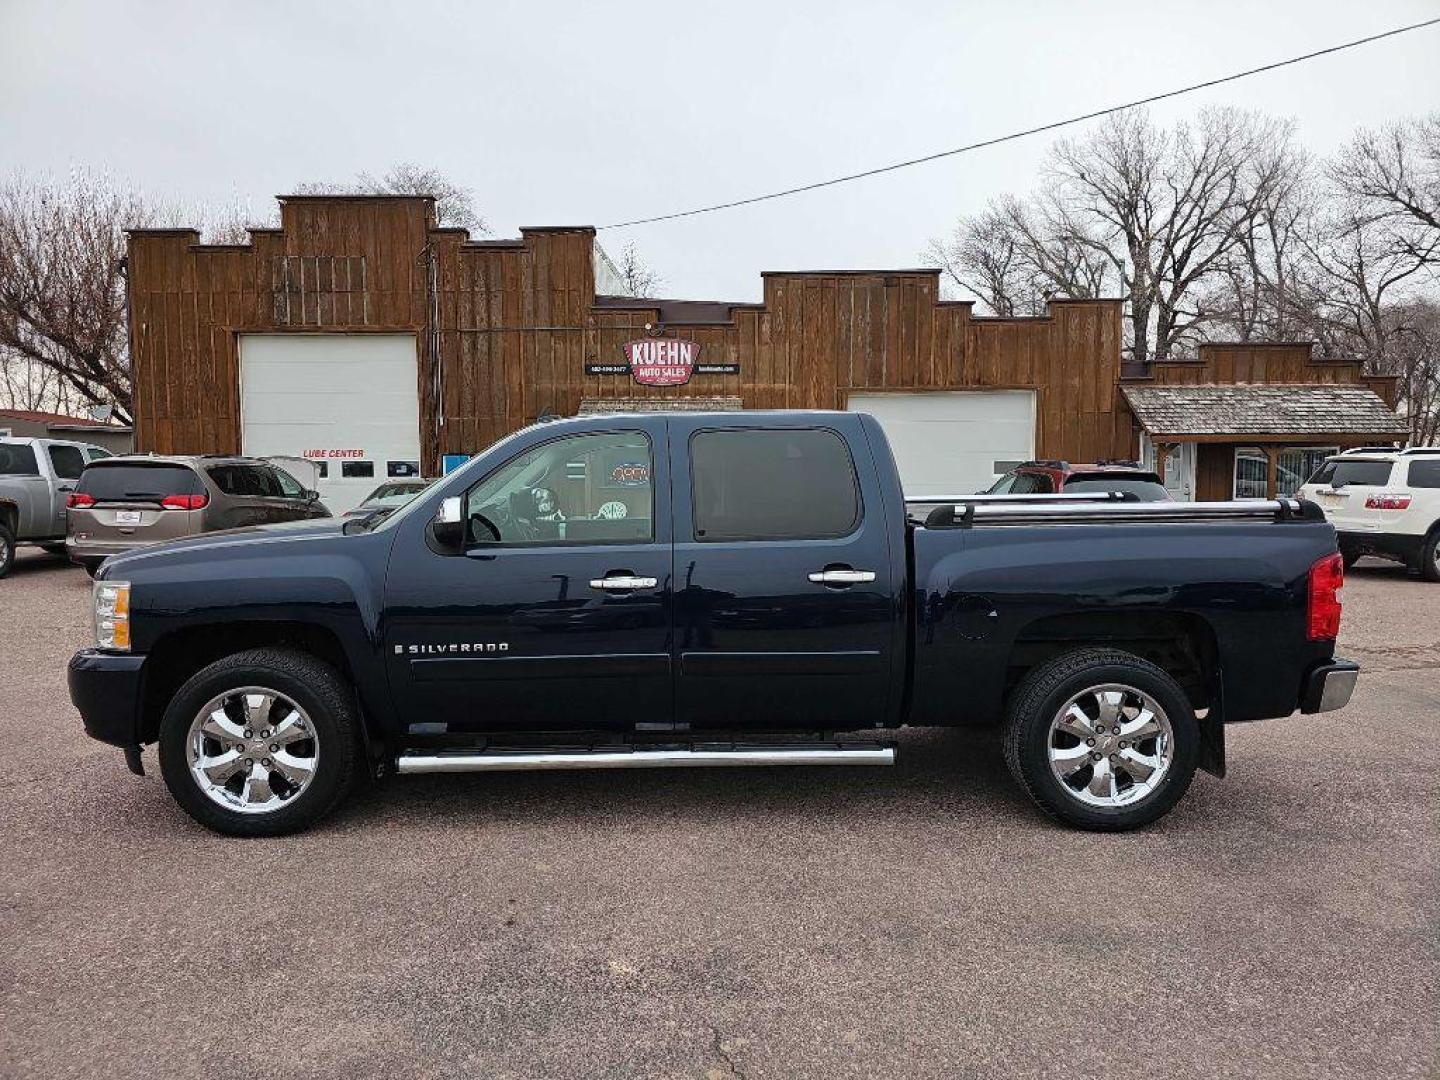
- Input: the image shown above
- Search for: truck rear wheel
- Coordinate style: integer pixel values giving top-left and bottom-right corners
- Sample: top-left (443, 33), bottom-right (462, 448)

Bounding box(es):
top-left (157, 648), bottom-right (362, 836)
top-left (0, 522), bottom-right (13, 579)
top-left (1002, 648), bottom-right (1200, 831)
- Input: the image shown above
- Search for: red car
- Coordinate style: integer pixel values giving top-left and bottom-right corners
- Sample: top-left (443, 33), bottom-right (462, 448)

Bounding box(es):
top-left (986, 460), bottom-right (1173, 500)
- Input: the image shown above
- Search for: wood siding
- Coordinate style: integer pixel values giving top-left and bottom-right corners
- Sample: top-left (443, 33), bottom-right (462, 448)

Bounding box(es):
top-left (129, 197), bottom-right (1387, 478)
top-left (1145, 343), bottom-right (1399, 406)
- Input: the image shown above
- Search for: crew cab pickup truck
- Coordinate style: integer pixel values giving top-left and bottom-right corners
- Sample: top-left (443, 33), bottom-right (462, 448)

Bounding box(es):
top-left (0, 436), bottom-right (114, 577)
top-left (67, 411), bottom-right (1358, 836)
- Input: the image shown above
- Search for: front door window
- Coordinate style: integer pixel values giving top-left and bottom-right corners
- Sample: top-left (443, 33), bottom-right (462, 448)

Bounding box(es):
top-left (462, 431), bottom-right (653, 546)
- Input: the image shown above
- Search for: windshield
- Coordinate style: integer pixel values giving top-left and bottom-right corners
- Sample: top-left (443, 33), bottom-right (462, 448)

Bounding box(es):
top-left (1064, 476), bottom-right (1171, 500)
top-left (1307, 460), bottom-right (1392, 488)
top-left (363, 481), bottom-right (427, 502)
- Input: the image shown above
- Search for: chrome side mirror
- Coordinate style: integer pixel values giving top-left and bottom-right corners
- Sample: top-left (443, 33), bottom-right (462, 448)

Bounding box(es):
top-left (429, 495), bottom-right (465, 551)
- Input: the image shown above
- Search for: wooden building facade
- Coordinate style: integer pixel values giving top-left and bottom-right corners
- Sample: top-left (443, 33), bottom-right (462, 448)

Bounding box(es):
top-left (125, 195), bottom-right (1405, 502)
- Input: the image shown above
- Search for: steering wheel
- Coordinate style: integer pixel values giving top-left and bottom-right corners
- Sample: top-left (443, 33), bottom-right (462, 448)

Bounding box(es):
top-left (467, 511), bottom-right (502, 544)
top-left (471, 501), bottom-right (536, 544)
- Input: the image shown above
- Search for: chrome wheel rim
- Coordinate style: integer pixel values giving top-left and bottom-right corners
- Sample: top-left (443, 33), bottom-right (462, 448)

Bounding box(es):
top-left (185, 687), bottom-right (319, 815)
top-left (1047, 683), bottom-right (1173, 808)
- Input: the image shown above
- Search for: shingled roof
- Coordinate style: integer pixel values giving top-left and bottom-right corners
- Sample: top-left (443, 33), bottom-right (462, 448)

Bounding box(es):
top-left (1120, 384), bottom-right (1407, 440)
top-left (577, 396), bottom-right (744, 415)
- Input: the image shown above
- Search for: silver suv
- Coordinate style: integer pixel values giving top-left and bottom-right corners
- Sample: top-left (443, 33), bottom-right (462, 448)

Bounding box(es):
top-left (66, 455), bottom-right (330, 574)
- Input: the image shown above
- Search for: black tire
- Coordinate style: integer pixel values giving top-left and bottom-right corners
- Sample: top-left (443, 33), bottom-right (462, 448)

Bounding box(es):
top-left (1002, 648), bottom-right (1200, 831)
top-left (1420, 528), bottom-right (1440, 583)
top-left (0, 522), bottom-right (14, 580)
top-left (82, 559), bottom-right (101, 578)
top-left (1340, 548), bottom-right (1361, 571)
top-left (158, 648), bottom-right (362, 836)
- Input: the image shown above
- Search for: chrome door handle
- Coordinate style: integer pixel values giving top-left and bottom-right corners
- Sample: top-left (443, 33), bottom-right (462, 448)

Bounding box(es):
top-left (808, 569), bottom-right (876, 585)
top-left (589, 575), bottom-right (658, 591)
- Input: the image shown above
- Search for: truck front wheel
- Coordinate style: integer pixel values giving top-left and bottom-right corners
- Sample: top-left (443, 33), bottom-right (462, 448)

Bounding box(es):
top-left (157, 648), bottom-right (362, 836)
top-left (1002, 648), bottom-right (1200, 831)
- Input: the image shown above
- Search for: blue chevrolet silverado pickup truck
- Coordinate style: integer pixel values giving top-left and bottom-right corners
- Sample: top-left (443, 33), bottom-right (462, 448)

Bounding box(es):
top-left (68, 410), bottom-right (1357, 836)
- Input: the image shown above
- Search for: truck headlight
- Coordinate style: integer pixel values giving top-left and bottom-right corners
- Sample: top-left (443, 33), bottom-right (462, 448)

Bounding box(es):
top-left (94, 581), bottom-right (131, 651)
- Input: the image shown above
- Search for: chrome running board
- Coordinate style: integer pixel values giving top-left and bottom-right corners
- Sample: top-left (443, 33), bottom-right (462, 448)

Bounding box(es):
top-left (395, 744), bottom-right (895, 774)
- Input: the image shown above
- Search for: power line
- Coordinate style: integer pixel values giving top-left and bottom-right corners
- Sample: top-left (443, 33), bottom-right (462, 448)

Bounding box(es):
top-left (598, 17), bottom-right (1440, 230)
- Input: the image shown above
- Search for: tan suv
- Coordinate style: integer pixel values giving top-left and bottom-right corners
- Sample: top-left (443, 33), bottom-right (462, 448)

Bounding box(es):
top-left (66, 455), bottom-right (330, 573)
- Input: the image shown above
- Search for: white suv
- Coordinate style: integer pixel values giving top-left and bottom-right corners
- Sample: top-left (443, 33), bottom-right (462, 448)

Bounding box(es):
top-left (1298, 447), bottom-right (1440, 581)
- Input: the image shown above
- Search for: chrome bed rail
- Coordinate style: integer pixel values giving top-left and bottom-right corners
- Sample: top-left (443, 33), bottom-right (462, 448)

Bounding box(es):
top-left (925, 497), bottom-right (1310, 528)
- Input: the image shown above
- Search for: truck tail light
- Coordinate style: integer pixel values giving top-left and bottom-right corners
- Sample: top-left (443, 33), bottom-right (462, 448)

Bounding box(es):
top-left (1307, 552), bottom-right (1344, 641)
top-left (67, 492), bottom-right (96, 509)
top-left (1364, 493), bottom-right (1411, 510)
top-left (160, 494), bottom-right (209, 510)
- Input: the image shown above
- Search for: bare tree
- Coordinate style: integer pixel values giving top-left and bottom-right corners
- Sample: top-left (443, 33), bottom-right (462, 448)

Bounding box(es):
top-left (293, 163), bottom-right (487, 234)
top-left (0, 170), bottom-right (145, 422)
top-left (0, 353), bottom-right (80, 412)
top-left (615, 241), bottom-right (663, 298)
top-left (195, 195), bottom-right (278, 244)
top-left (929, 109), bottom-right (1303, 362)
top-left (926, 196), bottom-right (1112, 315)
top-left (1329, 113), bottom-right (1440, 263)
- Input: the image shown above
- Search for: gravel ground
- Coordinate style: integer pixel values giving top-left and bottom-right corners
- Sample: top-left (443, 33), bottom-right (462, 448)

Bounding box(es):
top-left (1, 549), bottom-right (1435, 1080)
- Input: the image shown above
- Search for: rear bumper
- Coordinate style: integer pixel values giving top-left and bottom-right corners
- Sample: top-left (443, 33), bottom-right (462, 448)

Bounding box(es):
top-left (68, 649), bottom-right (146, 762)
top-left (1300, 658), bottom-right (1359, 714)
top-left (1337, 530), bottom-right (1424, 564)
top-left (65, 536), bottom-right (150, 561)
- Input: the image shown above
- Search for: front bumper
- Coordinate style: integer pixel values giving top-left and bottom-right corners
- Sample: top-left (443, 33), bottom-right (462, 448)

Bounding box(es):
top-left (1300, 658), bottom-right (1359, 714)
top-left (68, 649), bottom-right (147, 771)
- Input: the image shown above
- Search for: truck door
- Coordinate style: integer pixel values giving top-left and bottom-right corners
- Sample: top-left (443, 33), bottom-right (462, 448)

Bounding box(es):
top-left (668, 417), bottom-right (898, 732)
top-left (45, 442), bottom-right (88, 537)
top-left (383, 420), bottom-right (673, 735)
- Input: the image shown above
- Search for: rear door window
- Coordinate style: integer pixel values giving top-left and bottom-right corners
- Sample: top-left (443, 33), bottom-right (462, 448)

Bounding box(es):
top-left (208, 464), bottom-right (275, 498)
top-left (0, 443), bottom-right (39, 475)
top-left (1406, 459), bottom-right (1440, 488)
top-left (1307, 460), bottom-right (1394, 488)
top-left (78, 464), bottom-right (202, 503)
top-left (690, 428), bottom-right (861, 541)
top-left (48, 444), bottom-right (87, 480)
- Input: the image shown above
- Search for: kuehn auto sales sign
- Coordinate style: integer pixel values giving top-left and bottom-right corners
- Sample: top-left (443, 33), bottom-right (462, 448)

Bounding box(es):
top-left (625, 339), bottom-right (699, 386)
top-left (586, 339), bottom-right (739, 385)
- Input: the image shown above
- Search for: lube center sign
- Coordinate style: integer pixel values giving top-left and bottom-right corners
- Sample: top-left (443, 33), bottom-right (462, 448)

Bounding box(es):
top-left (585, 339), bottom-right (740, 386)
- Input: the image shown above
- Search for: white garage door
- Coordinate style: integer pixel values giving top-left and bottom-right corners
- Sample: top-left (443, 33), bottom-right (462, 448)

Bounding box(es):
top-left (848, 391), bottom-right (1036, 498)
top-left (239, 334), bottom-right (421, 514)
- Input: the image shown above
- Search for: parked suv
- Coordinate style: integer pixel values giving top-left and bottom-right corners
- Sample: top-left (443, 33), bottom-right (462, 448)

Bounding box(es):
top-left (66, 455), bottom-right (330, 574)
top-left (1298, 447), bottom-right (1440, 579)
top-left (985, 460), bottom-right (1172, 500)
top-left (0, 437), bottom-right (115, 578)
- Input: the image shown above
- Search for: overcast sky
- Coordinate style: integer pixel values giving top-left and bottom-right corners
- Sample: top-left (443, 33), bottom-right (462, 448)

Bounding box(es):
top-left (3, 0), bottom-right (1437, 301)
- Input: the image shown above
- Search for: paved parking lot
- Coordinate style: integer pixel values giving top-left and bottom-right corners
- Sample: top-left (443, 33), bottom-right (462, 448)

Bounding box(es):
top-left (1, 549), bottom-right (1435, 1079)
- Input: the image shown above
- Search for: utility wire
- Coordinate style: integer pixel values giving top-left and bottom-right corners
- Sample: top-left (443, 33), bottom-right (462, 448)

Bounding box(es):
top-left (598, 17), bottom-right (1440, 230)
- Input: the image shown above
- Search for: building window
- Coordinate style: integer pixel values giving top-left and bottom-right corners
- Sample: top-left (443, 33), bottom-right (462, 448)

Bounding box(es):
top-left (1234, 448), bottom-right (1269, 500)
top-left (1278, 447), bottom-right (1337, 494)
top-left (1234, 446), bottom-right (1339, 499)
